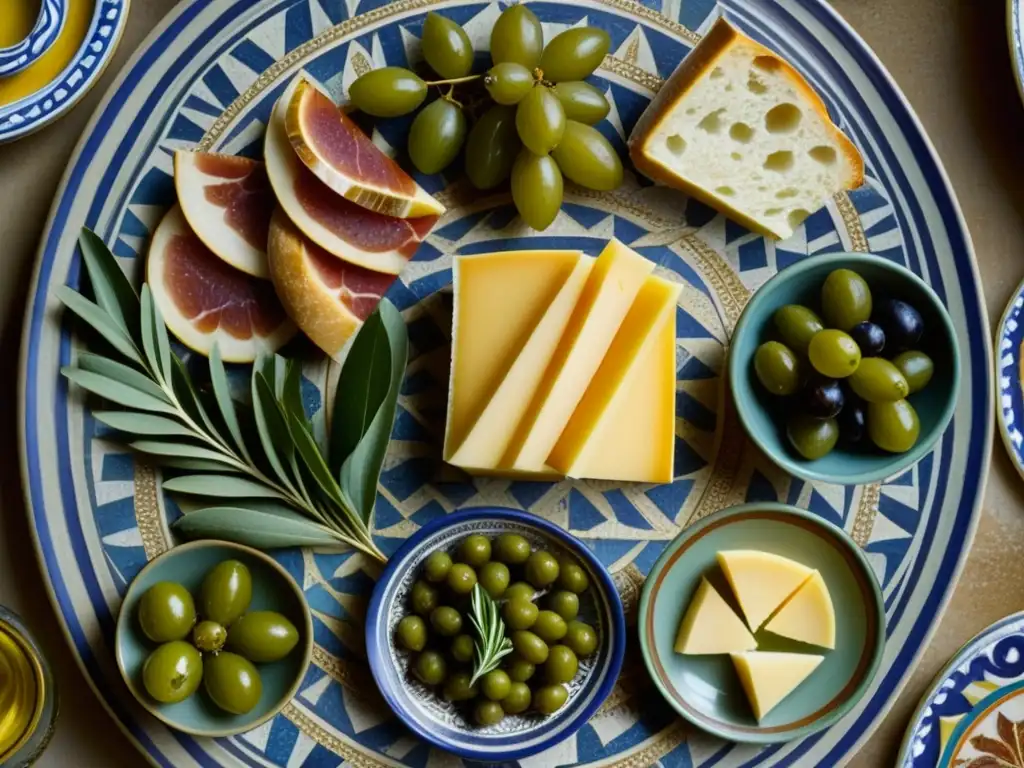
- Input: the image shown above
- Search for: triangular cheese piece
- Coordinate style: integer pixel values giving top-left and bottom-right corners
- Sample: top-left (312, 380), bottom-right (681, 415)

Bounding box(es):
top-left (763, 571), bottom-right (835, 649)
top-left (674, 577), bottom-right (757, 654)
top-left (730, 651), bottom-right (823, 721)
top-left (717, 550), bottom-right (813, 630)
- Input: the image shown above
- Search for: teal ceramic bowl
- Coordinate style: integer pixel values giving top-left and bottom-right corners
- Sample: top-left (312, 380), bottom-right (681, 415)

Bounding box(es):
top-left (114, 540), bottom-right (313, 737)
top-left (728, 252), bottom-right (960, 484)
top-left (638, 503), bottom-right (884, 743)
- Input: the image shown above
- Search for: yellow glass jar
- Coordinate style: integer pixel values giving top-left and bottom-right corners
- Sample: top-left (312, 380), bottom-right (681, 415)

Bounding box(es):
top-left (0, 608), bottom-right (56, 766)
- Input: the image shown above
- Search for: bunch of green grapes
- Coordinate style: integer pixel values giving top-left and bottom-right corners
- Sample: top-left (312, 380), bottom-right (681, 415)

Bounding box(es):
top-left (347, 5), bottom-right (623, 230)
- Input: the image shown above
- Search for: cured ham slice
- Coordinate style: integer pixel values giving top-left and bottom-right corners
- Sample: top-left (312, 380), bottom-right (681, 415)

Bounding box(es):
top-left (266, 207), bottom-right (396, 361)
top-left (174, 151), bottom-right (276, 278)
top-left (147, 205), bottom-right (296, 362)
top-left (265, 85), bottom-right (437, 275)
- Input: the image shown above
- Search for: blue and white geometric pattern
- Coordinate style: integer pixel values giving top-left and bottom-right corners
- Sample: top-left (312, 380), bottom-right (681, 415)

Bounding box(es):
top-left (997, 280), bottom-right (1024, 484)
top-left (20, 0), bottom-right (990, 766)
top-left (0, 0), bottom-right (67, 77)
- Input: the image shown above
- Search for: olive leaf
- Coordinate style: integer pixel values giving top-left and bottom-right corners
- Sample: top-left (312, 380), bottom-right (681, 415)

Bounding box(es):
top-left (172, 504), bottom-right (347, 549)
top-left (161, 474), bottom-right (285, 499)
top-left (468, 584), bottom-right (514, 687)
top-left (57, 287), bottom-right (143, 365)
top-left (78, 228), bottom-right (139, 336)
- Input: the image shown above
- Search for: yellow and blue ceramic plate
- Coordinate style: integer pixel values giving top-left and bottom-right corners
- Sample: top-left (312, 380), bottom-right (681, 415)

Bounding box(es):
top-left (19, 0), bottom-right (991, 766)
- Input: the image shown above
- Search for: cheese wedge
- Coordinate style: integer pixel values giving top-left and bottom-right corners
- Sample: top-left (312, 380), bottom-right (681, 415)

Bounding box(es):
top-left (717, 550), bottom-right (813, 630)
top-left (674, 577), bottom-right (757, 655)
top-left (448, 255), bottom-right (594, 471)
top-left (731, 651), bottom-right (823, 721)
top-left (548, 275), bottom-right (680, 482)
top-left (503, 239), bottom-right (655, 472)
top-left (443, 250), bottom-right (583, 463)
top-left (763, 571), bottom-right (835, 649)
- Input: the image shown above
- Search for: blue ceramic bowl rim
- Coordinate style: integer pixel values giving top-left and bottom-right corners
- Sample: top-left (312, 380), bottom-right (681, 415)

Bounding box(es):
top-left (365, 507), bottom-right (627, 762)
top-left (113, 539), bottom-right (314, 738)
top-left (727, 251), bottom-right (961, 485)
top-left (637, 502), bottom-right (886, 744)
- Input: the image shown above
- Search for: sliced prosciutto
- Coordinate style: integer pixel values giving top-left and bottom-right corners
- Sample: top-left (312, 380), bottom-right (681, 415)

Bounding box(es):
top-left (266, 207), bottom-right (396, 361)
top-left (282, 74), bottom-right (444, 219)
top-left (147, 205), bottom-right (296, 362)
top-left (174, 151), bottom-right (276, 278)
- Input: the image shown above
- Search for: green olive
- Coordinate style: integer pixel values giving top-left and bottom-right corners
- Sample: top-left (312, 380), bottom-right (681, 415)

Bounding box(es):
top-left (478, 561), bottom-right (511, 599)
top-left (430, 606), bottom-right (463, 637)
top-left (511, 150), bottom-right (563, 231)
top-left (533, 684), bottom-right (569, 714)
top-left (539, 28), bottom-right (611, 82)
top-left (442, 671), bottom-right (478, 701)
top-left (552, 81), bottom-right (610, 124)
top-left (450, 633), bottom-right (475, 663)
top-left (490, 4), bottom-right (543, 68)
top-left (485, 62), bottom-right (534, 105)
top-left (524, 550), bottom-right (560, 588)
top-left (532, 611), bottom-right (568, 643)
top-left (556, 560), bottom-right (590, 593)
top-left (474, 699), bottom-right (505, 726)
top-left (348, 67), bottom-right (427, 118)
top-left (545, 644), bottom-right (579, 684)
top-left (848, 357), bottom-right (909, 403)
top-left (414, 650), bottom-right (447, 686)
top-left (821, 268), bottom-right (872, 331)
top-left (511, 630), bottom-right (549, 664)
top-left (551, 120), bottom-right (622, 191)
top-left (505, 656), bottom-right (535, 682)
top-left (225, 611), bottom-right (299, 663)
top-left (515, 86), bottom-right (565, 155)
top-left (422, 12), bottom-right (473, 79)
top-left (494, 534), bottom-right (531, 565)
top-left (893, 350), bottom-right (934, 394)
top-left (458, 534), bottom-right (492, 567)
top-left (754, 341), bottom-right (801, 395)
top-left (773, 305), bottom-right (824, 355)
top-left (786, 413), bottom-right (839, 460)
top-left (410, 580), bottom-right (440, 616)
top-left (868, 399), bottom-right (920, 453)
top-left (564, 621), bottom-right (598, 657)
top-left (142, 641), bottom-right (202, 704)
top-left (200, 560), bottom-right (252, 627)
top-left (191, 620), bottom-right (226, 653)
top-left (504, 582), bottom-right (536, 603)
top-left (397, 615), bottom-right (428, 652)
top-left (408, 98), bottom-right (467, 175)
top-left (547, 591), bottom-right (579, 621)
top-left (502, 597), bottom-right (539, 630)
top-left (501, 681), bottom-right (532, 714)
top-left (138, 582), bottom-right (195, 643)
top-left (446, 564), bottom-right (478, 595)
top-left (808, 330), bottom-right (861, 379)
top-left (481, 669), bottom-right (512, 701)
top-left (203, 652), bottom-right (262, 715)
top-left (423, 551), bottom-right (453, 583)
top-left (465, 105), bottom-right (521, 190)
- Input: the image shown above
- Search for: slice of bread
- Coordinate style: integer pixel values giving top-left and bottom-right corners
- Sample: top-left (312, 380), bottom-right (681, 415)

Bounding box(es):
top-left (628, 18), bottom-right (863, 240)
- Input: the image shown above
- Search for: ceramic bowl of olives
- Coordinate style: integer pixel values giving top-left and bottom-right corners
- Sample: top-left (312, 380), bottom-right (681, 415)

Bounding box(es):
top-left (728, 252), bottom-right (960, 484)
top-left (366, 507), bottom-right (626, 762)
top-left (115, 540), bottom-right (313, 737)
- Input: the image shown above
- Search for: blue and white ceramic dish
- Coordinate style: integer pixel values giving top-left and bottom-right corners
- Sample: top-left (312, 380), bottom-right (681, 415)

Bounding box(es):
top-left (897, 612), bottom-right (1024, 767)
top-left (366, 508), bottom-right (625, 762)
top-left (997, 279), bottom-right (1024, 482)
top-left (0, 0), bottom-right (67, 77)
top-left (1009, 1), bottom-right (1024, 106)
top-left (19, 0), bottom-right (992, 765)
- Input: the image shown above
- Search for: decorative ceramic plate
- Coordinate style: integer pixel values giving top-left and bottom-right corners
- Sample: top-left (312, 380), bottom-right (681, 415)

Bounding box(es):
top-left (19, 0), bottom-right (991, 766)
top-left (897, 612), bottom-right (1024, 767)
top-left (0, 0), bottom-right (129, 143)
top-left (1008, 1), bottom-right (1024, 106)
top-left (997, 279), bottom-right (1024, 482)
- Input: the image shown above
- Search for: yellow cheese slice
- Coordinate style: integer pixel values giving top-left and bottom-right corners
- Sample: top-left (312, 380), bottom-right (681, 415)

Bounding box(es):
top-left (730, 651), bottom-right (824, 721)
top-left (674, 577), bottom-right (757, 655)
top-left (763, 571), bottom-right (835, 649)
top-left (548, 275), bottom-right (680, 482)
top-left (717, 550), bottom-right (814, 630)
top-left (448, 255), bottom-right (594, 471)
top-left (443, 250), bottom-right (583, 462)
top-left (503, 239), bottom-right (655, 472)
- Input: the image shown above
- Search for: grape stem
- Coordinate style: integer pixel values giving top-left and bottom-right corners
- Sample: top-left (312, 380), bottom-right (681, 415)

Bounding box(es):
top-left (426, 74), bottom-right (481, 86)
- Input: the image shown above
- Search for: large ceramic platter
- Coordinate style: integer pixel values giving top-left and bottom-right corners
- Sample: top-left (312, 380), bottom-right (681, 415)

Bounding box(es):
top-left (19, 0), bottom-right (991, 766)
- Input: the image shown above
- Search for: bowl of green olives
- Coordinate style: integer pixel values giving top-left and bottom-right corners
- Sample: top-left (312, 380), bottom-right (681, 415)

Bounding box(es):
top-left (366, 508), bottom-right (625, 761)
top-left (728, 252), bottom-right (960, 484)
top-left (115, 540), bottom-right (313, 737)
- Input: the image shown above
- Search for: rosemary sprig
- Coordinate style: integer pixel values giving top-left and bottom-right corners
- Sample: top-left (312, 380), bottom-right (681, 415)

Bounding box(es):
top-left (468, 584), bottom-right (514, 687)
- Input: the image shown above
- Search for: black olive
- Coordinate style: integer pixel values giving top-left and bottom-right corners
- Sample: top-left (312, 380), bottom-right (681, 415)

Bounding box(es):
top-left (873, 299), bottom-right (923, 351)
top-left (837, 389), bottom-right (868, 444)
top-left (804, 377), bottom-right (844, 419)
top-left (850, 321), bottom-right (886, 357)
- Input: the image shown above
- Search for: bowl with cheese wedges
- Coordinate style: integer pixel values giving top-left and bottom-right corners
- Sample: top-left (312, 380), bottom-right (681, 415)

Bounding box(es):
top-left (637, 502), bottom-right (884, 743)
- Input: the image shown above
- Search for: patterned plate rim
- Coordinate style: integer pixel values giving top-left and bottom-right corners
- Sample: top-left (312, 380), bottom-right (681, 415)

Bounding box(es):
top-left (996, 275), bottom-right (1024, 484)
top-left (1007, 0), bottom-right (1024, 108)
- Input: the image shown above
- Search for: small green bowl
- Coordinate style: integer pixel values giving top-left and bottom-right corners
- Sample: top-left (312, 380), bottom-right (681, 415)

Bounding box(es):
top-left (728, 252), bottom-right (960, 484)
top-left (638, 503), bottom-right (884, 743)
top-left (114, 540), bottom-right (313, 737)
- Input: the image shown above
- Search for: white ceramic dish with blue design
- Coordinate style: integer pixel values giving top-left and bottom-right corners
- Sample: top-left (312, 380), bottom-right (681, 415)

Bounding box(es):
top-left (19, 0), bottom-right (993, 765)
top-left (0, 0), bottom-right (67, 77)
top-left (1009, 1), bottom-right (1024, 106)
top-left (997, 279), bottom-right (1024, 481)
top-left (366, 508), bottom-right (625, 762)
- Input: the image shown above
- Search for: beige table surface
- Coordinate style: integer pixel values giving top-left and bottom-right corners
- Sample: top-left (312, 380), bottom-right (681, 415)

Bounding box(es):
top-left (0, 0), bottom-right (1020, 765)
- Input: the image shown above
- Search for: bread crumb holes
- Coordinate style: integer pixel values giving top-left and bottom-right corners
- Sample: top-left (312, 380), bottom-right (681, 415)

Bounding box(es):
top-left (765, 103), bottom-right (802, 133)
top-left (666, 134), bottom-right (686, 155)
top-left (763, 150), bottom-right (794, 172)
top-left (729, 122), bottom-right (754, 143)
